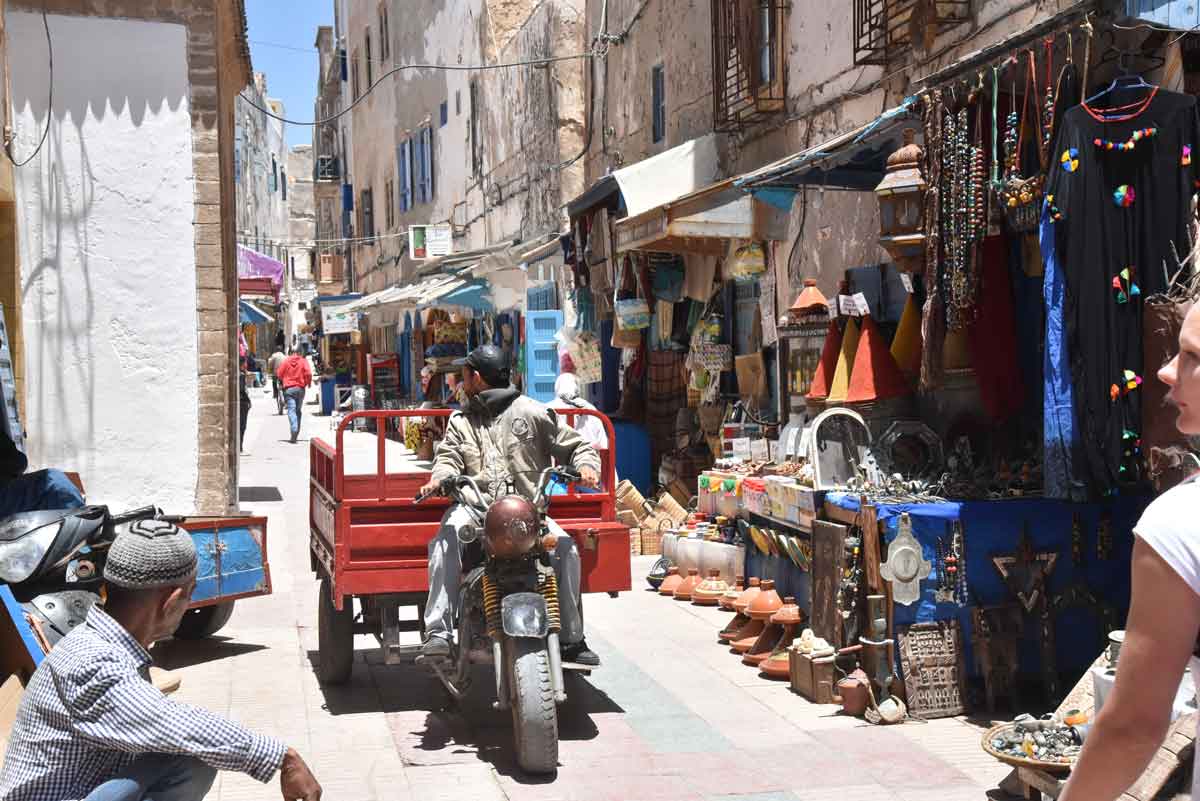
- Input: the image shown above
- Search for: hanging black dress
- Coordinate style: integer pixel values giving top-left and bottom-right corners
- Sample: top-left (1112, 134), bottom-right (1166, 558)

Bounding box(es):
top-left (1045, 89), bottom-right (1200, 495)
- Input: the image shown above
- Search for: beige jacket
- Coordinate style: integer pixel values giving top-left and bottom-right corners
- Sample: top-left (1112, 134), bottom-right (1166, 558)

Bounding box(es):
top-left (430, 386), bottom-right (602, 504)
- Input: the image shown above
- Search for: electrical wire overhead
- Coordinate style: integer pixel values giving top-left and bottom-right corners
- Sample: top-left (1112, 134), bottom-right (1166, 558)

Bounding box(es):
top-left (4, 1), bottom-right (53, 167)
top-left (238, 50), bottom-right (596, 128)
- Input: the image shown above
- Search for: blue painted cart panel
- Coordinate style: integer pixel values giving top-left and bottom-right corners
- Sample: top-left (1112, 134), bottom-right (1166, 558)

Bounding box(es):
top-left (182, 517), bottom-right (271, 608)
top-left (1126, 0), bottom-right (1200, 28)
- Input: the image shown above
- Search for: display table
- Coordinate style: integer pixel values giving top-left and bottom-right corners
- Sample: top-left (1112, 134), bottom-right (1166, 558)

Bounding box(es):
top-left (823, 492), bottom-right (1149, 677)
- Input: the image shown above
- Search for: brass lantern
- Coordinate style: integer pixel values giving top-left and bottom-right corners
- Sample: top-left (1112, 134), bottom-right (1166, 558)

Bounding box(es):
top-left (875, 128), bottom-right (927, 274)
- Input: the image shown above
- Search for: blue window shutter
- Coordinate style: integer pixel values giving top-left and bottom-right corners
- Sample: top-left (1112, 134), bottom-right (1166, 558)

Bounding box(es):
top-left (524, 310), bottom-right (563, 403)
top-left (340, 48), bottom-right (348, 81)
top-left (398, 141), bottom-right (411, 212)
top-left (342, 183), bottom-right (354, 211)
top-left (413, 136), bottom-right (426, 205)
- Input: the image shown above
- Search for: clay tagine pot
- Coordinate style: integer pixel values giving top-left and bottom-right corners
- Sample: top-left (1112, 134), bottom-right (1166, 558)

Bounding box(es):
top-left (718, 577), bottom-right (760, 644)
top-left (673, 568), bottom-right (702, 601)
top-left (692, 569), bottom-right (730, 606)
top-left (743, 595), bottom-right (801, 667)
top-left (731, 580), bottom-right (782, 654)
top-left (659, 567), bottom-right (684, 597)
top-left (719, 576), bottom-right (745, 611)
top-left (757, 598), bottom-right (806, 677)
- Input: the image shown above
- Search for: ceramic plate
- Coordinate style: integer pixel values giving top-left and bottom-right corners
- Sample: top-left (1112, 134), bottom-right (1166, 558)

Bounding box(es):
top-left (749, 526), bottom-right (771, 556)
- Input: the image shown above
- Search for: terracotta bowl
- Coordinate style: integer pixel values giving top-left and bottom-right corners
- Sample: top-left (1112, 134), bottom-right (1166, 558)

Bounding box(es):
top-left (746, 580), bottom-right (782, 621)
top-left (692, 570), bottom-right (730, 606)
top-left (673, 568), bottom-right (702, 601)
top-left (658, 567), bottom-right (684, 597)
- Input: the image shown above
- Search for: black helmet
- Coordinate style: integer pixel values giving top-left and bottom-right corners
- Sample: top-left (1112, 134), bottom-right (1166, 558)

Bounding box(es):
top-left (453, 344), bottom-right (510, 387)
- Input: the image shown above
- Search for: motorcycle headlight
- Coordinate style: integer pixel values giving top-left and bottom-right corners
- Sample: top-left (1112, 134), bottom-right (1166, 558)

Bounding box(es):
top-left (483, 496), bottom-right (539, 559)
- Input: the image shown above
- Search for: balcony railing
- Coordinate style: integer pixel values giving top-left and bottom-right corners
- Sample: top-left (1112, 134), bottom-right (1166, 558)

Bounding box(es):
top-left (853, 0), bottom-right (970, 66)
top-left (713, 0), bottom-right (787, 133)
top-left (315, 155), bottom-right (340, 182)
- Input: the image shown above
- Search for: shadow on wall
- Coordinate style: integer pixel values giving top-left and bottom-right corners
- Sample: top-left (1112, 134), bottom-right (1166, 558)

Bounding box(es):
top-left (7, 10), bottom-right (199, 508)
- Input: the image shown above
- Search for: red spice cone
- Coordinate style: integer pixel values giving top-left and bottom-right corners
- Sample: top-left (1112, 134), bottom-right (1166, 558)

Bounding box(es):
top-left (806, 320), bottom-right (842, 401)
top-left (846, 316), bottom-right (911, 403)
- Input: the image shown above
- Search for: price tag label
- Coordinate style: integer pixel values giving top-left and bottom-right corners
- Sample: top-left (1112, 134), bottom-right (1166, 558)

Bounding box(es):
top-left (851, 292), bottom-right (871, 316)
top-left (751, 438), bottom-right (771, 462)
top-left (827, 299), bottom-right (839, 318)
top-left (731, 437), bottom-right (752, 460)
top-left (838, 295), bottom-right (856, 316)
top-left (899, 272), bottom-right (913, 293)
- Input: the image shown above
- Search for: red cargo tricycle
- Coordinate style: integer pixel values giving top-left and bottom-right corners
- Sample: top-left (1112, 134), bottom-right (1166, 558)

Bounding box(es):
top-left (309, 408), bottom-right (631, 773)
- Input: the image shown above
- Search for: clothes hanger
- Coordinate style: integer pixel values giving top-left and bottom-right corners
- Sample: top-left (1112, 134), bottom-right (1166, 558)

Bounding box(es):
top-left (1085, 51), bottom-right (1156, 105)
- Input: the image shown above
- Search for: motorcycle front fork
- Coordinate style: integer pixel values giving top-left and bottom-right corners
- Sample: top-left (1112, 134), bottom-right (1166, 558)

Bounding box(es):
top-left (491, 632), bottom-right (567, 711)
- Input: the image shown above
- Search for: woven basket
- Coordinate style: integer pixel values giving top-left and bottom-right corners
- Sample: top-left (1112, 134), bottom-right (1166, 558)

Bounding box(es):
top-left (616, 480), bottom-right (652, 523)
top-left (655, 492), bottom-right (688, 526)
top-left (641, 525), bottom-right (663, 555)
top-left (629, 527), bottom-right (643, 557)
top-left (980, 724), bottom-right (1075, 774)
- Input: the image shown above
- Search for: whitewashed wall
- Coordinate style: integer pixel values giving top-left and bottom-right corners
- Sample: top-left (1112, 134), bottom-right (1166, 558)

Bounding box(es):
top-left (9, 12), bottom-right (200, 513)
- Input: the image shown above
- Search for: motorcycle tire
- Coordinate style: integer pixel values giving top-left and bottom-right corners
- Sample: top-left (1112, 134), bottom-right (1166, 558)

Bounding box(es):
top-left (507, 638), bottom-right (559, 775)
top-left (317, 577), bottom-right (354, 685)
top-left (173, 601), bottom-right (235, 640)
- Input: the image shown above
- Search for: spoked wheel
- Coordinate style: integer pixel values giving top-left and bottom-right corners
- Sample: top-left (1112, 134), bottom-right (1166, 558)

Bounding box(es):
top-left (506, 638), bottom-right (559, 775)
top-left (317, 578), bottom-right (354, 685)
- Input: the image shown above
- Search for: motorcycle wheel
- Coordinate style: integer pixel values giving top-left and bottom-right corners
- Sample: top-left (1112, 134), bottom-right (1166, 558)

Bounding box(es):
top-left (507, 638), bottom-right (559, 775)
top-left (317, 578), bottom-right (354, 685)
top-left (173, 602), bottom-right (235, 640)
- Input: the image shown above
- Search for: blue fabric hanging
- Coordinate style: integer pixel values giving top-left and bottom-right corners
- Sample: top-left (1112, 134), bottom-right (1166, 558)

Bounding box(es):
top-left (1042, 205), bottom-right (1085, 501)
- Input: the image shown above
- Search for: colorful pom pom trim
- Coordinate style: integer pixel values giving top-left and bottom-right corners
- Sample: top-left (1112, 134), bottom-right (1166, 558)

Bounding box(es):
top-left (1112, 267), bottom-right (1141, 305)
top-left (1094, 128), bottom-right (1158, 151)
top-left (1060, 148), bottom-right (1079, 172)
top-left (1113, 185), bottom-right (1135, 207)
top-left (1185, 145), bottom-right (1193, 166)
top-left (1112, 371), bottom-right (1144, 401)
top-left (1045, 194), bottom-right (1063, 222)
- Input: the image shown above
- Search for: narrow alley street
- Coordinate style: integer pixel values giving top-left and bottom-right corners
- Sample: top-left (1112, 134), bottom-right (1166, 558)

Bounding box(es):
top-left (151, 391), bottom-right (1011, 801)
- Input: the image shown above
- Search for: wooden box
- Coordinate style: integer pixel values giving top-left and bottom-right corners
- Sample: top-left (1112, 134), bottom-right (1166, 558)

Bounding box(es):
top-left (789, 650), bottom-right (838, 704)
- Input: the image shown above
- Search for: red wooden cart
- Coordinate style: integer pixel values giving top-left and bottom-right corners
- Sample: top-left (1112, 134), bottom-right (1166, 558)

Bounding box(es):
top-left (309, 408), bottom-right (632, 678)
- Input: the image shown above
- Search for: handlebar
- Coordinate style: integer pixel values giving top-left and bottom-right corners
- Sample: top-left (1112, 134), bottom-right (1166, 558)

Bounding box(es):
top-left (414, 467), bottom-right (588, 507)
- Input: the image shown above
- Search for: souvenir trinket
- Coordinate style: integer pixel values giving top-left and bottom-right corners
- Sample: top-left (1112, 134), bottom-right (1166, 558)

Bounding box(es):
top-left (986, 714), bottom-right (1083, 767)
top-left (880, 513), bottom-right (932, 606)
top-left (991, 526), bottom-right (1058, 614)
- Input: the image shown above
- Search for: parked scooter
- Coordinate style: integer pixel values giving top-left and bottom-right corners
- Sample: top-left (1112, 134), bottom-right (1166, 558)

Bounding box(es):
top-left (414, 466), bottom-right (592, 775)
top-left (0, 505), bottom-right (178, 645)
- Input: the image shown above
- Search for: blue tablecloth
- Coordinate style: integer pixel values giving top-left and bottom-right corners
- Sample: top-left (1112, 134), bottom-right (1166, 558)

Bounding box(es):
top-left (824, 492), bottom-right (1148, 675)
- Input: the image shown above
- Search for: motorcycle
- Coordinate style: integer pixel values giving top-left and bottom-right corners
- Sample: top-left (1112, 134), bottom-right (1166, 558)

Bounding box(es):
top-left (0, 505), bottom-right (178, 645)
top-left (414, 465), bottom-right (591, 775)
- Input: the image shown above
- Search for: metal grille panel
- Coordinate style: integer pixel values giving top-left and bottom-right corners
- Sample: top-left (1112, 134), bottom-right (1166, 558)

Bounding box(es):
top-left (853, 0), bottom-right (971, 66)
top-left (712, 0), bottom-right (788, 132)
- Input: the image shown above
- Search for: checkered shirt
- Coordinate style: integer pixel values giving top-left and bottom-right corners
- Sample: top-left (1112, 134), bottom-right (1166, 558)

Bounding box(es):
top-left (0, 605), bottom-right (286, 801)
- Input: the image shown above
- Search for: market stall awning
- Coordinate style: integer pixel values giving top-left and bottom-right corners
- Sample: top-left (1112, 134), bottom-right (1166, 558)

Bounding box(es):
top-left (612, 177), bottom-right (789, 255)
top-left (566, 134), bottom-right (722, 220)
top-left (735, 97), bottom-right (918, 206)
top-left (238, 300), bottom-right (273, 326)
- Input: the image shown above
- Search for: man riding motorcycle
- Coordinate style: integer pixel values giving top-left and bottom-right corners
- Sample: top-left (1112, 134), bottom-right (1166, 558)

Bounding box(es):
top-left (418, 345), bottom-right (601, 667)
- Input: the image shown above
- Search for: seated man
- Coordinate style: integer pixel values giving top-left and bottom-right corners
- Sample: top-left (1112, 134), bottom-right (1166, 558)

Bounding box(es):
top-left (0, 519), bottom-right (322, 801)
top-left (0, 426), bottom-right (83, 517)
top-left (418, 345), bottom-right (601, 666)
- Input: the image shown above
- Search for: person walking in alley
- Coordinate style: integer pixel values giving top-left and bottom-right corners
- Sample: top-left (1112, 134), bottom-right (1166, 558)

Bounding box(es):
top-left (267, 346), bottom-right (287, 415)
top-left (0, 519), bottom-right (323, 801)
top-left (1058, 303), bottom-right (1200, 801)
top-left (239, 359), bottom-right (252, 454)
top-left (277, 347), bottom-right (313, 443)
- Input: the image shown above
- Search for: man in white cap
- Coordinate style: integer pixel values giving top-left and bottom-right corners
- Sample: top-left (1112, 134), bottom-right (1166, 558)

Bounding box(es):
top-left (0, 519), bottom-right (322, 801)
top-left (549, 372), bottom-right (609, 451)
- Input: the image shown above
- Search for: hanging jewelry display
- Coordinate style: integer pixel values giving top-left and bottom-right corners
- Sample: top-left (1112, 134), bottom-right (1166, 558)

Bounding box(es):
top-left (952, 520), bottom-right (967, 603)
top-left (942, 90), bottom-right (982, 332)
top-left (1097, 512), bottom-right (1113, 560)
top-left (998, 50), bottom-right (1046, 233)
top-left (837, 526), bottom-right (864, 645)
top-left (1051, 514), bottom-right (1118, 655)
top-left (1040, 36), bottom-right (1056, 168)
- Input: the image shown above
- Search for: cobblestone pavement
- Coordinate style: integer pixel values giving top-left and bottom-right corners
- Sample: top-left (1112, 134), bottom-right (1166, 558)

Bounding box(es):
top-left (152, 391), bottom-right (1017, 800)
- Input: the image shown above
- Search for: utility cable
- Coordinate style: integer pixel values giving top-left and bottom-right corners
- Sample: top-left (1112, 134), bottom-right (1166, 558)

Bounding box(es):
top-left (4, 0), bottom-right (52, 167)
top-left (238, 51), bottom-right (595, 128)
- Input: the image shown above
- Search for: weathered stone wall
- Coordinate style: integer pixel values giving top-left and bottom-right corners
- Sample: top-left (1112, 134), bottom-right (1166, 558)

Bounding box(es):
top-left (8, 0), bottom-right (248, 514)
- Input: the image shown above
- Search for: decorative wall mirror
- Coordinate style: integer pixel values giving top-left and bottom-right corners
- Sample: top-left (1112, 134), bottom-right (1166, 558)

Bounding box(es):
top-left (875, 420), bottom-right (944, 478)
top-left (808, 408), bottom-right (872, 490)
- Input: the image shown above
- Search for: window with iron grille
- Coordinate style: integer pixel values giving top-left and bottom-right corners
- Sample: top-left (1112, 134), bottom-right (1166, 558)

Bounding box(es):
top-left (651, 64), bottom-right (666, 144)
top-left (351, 49), bottom-right (361, 100)
top-left (361, 187), bottom-right (375, 242)
top-left (378, 4), bottom-right (390, 63)
top-left (712, 0), bottom-right (787, 132)
top-left (364, 27), bottom-right (373, 87)
top-left (852, 0), bottom-right (970, 66)
top-left (384, 177), bottom-right (395, 229)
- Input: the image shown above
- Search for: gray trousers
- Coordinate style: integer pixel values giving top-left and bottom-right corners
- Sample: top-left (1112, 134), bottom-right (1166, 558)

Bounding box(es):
top-left (425, 504), bottom-right (584, 645)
